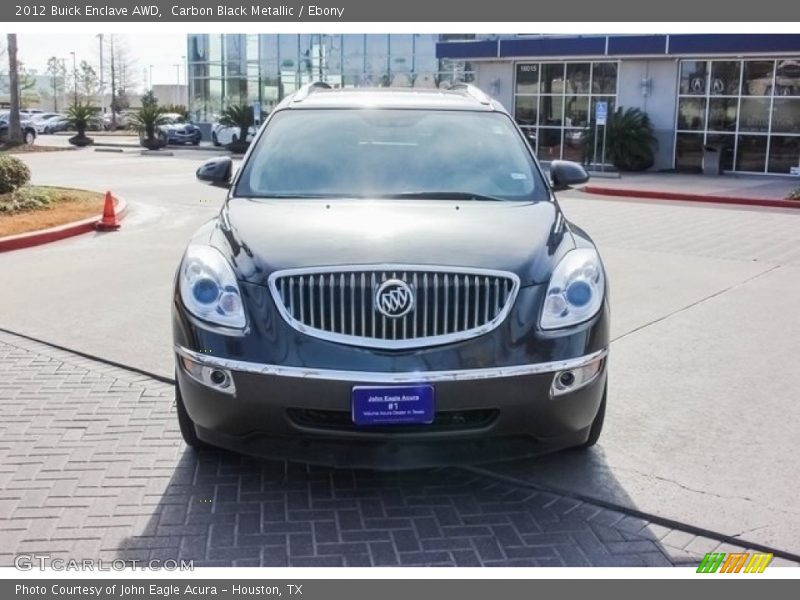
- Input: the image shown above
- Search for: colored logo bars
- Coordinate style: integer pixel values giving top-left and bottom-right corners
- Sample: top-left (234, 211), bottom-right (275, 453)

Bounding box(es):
top-left (697, 552), bottom-right (773, 573)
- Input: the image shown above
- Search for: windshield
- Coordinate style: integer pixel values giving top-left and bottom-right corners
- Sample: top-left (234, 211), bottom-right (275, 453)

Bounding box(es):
top-left (235, 109), bottom-right (549, 202)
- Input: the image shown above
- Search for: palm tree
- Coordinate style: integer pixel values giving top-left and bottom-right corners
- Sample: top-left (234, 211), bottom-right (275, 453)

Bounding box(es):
top-left (128, 104), bottom-right (167, 150)
top-left (66, 102), bottom-right (101, 147)
top-left (218, 104), bottom-right (254, 152)
top-left (580, 107), bottom-right (658, 172)
top-left (5, 34), bottom-right (22, 145)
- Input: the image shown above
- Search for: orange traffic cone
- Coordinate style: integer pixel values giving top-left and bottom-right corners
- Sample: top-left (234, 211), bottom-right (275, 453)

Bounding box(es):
top-left (95, 191), bottom-right (121, 231)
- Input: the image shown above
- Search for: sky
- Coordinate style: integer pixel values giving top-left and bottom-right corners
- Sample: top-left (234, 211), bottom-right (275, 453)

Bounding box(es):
top-left (11, 34), bottom-right (186, 90)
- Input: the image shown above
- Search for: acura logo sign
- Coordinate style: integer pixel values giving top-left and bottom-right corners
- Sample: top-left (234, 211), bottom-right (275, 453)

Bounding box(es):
top-left (375, 279), bottom-right (414, 318)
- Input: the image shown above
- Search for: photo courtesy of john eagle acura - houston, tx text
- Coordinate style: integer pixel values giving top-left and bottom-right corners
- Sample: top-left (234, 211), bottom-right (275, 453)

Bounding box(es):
top-left (172, 82), bottom-right (609, 469)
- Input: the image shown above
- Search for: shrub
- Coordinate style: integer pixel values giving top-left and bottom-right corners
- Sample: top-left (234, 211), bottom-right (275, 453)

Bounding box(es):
top-left (581, 107), bottom-right (658, 171)
top-left (218, 104), bottom-right (254, 152)
top-left (163, 104), bottom-right (190, 120)
top-left (0, 154), bottom-right (31, 194)
top-left (0, 186), bottom-right (54, 213)
top-left (128, 105), bottom-right (168, 150)
top-left (789, 187), bottom-right (800, 200)
top-left (66, 103), bottom-right (102, 146)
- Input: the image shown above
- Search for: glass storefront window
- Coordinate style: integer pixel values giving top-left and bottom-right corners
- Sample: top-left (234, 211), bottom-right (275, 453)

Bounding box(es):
top-left (539, 96), bottom-right (564, 127)
top-left (541, 64), bottom-right (565, 94)
top-left (736, 135), bottom-right (768, 172)
top-left (514, 61), bottom-right (617, 160)
top-left (566, 63), bottom-right (590, 94)
top-left (680, 61), bottom-right (707, 95)
top-left (738, 98), bottom-right (770, 132)
top-left (742, 61), bottom-right (774, 96)
top-left (677, 98), bottom-right (706, 130)
top-left (563, 129), bottom-right (584, 161)
top-left (565, 96), bottom-right (589, 128)
top-left (710, 61), bottom-right (740, 96)
top-left (704, 134), bottom-right (735, 171)
top-left (516, 64), bottom-right (540, 94)
top-left (707, 98), bottom-right (737, 131)
top-left (592, 63), bottom-right (617, 94)
top-left (775, 59), bottom-right (800, 96)
top-left (538, 128), bottom-right (563, 161)
top-left (676, 58), bottom-right (800, 173)
top-left (187, 34), bottom-right (449, 122)
top-left (767, 136), bottom-right (800, 173)
top-left (771, 98), bottom-right (800, 133)
top-left (675, 133), bottom-right (704, 171)
top-left (514, 96), bottom-right (538, 127)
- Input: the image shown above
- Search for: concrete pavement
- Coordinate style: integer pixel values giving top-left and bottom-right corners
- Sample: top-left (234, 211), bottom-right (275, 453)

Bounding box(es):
top-left (4, 330), bottom-right (795, 567)
top-left (1, 149), bottom-right (799, 559)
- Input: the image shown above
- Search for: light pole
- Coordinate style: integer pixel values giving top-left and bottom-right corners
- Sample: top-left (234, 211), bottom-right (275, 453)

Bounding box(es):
top-left (97, 34), bottom-right (104, 113)
top-left (174, 63), bottom-right (181, 85)
top-left (149, 64), bottom-right (154, 89)
top-left (70, 51), bottom-right (78, 104)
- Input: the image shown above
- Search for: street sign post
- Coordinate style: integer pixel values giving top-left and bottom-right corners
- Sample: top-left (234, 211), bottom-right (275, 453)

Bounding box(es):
top-left (596, 101), bottom-right (608, 126)
top-left (595, 101), bottom-right (609, 172)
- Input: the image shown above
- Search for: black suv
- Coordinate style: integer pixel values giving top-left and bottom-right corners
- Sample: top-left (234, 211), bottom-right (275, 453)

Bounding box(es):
top-left (173, 83), bottom-right (608, 468)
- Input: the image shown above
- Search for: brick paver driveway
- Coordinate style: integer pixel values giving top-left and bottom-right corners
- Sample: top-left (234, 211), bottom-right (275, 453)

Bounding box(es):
top-left (3, 331), bottom-right (791, 568)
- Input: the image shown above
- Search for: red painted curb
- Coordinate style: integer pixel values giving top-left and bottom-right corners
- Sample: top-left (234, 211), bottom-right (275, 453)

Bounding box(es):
top-left (0, 194), bottom-right (128, 253)
top-left (583, 186), bottom-right (800, 210)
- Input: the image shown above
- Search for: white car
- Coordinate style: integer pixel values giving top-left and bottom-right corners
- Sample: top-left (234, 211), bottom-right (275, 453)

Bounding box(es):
top-left (32, 113), bottom-right (63, 134)
top-left (211, 122), bottom-right (256, 146)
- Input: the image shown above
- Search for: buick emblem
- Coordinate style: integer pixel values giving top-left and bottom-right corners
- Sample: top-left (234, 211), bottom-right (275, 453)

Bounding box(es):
top-left (375, 279), bottom-right (414, 318)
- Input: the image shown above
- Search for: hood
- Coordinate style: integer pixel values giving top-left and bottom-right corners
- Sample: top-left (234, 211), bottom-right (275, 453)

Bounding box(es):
top-left (210, 198), bottom-right (573, 287)
top-left (163, 122), bottom-right (196, 131)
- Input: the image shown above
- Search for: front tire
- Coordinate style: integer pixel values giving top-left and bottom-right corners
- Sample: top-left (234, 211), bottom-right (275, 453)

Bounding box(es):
top-left (175, 382), bottom-right (212, 450)
top-left (212, 131), bottom-right (220, 146)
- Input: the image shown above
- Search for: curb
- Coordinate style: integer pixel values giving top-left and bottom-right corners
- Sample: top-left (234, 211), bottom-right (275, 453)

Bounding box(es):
top-left (583, 185), bottom-right (800, 210)
top-left (0, 194), bottom-right (128, 253)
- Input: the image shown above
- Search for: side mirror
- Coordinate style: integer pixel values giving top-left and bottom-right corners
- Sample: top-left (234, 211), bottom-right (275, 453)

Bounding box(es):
top-left (550, 160), bottom-right (589, 191)
top-left (196, 156), bottom-right (232, 188)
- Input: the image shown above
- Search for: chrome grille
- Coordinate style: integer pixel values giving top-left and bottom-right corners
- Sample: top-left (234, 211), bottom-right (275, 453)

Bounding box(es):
top-left (268, 266), bottom-right (519, 349)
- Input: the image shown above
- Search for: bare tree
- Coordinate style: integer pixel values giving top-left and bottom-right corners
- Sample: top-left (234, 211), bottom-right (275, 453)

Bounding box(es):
top-left (5, 34), bottom-right (22, 144)
top-left (46, 56), bottom-right (67, 111)
top-left (104, 34), bottom-right (137, 127)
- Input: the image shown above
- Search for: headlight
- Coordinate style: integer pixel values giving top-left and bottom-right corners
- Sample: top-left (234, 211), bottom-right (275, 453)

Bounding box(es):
top-left (179, 245), bottom-right (246, 328)
top-left (540, 248), bottom-right (605, 330)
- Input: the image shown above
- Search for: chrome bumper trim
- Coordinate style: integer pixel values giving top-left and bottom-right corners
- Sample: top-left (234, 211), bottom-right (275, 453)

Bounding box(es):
top-left (175, 346), bottom-right (608, 384)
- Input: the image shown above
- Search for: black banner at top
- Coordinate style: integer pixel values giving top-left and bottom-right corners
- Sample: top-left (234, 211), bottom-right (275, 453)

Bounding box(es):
top-left (2, 0), bottom-right (798, 22)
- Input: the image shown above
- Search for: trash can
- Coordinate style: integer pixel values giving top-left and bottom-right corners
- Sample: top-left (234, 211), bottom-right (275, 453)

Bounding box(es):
top-left (702, 145), bottom-right (722, 176)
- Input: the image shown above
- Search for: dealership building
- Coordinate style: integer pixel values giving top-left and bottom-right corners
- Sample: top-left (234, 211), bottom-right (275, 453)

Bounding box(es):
top-left (187, 34), bottom-right (800, 175)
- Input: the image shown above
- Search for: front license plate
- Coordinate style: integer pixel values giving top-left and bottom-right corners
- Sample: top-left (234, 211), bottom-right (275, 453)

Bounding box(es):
top-left (351, 385), bottom-right (435, 426)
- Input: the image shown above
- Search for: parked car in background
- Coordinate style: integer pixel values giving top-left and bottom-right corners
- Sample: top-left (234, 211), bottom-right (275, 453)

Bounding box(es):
top-left (39, 115), bottom-right (71, 134)
top-left (160, 113), bottom-right (202, 145)
top-left (19, 109), bottom-right (45, 119)
top-left (104, 111), bottom-right (132, 131)
top-left (211, 121), bottom-right (256, 146)
top-left (31, 113), bottom-right (62, 133)
top-left (176, 84), bottom-right (608, 468)
top-left (0, 112), bottom-right (37, 145)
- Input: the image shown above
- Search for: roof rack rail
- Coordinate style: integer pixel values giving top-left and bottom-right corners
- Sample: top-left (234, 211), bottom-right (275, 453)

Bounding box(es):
top-left (447, 82), bottom-right (492, 105)
top-left (292, 81), bottom-right (333, 103)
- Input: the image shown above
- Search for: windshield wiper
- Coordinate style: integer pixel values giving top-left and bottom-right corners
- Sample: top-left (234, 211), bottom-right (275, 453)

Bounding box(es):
top-left (375, 191), bottom-right (506, 201)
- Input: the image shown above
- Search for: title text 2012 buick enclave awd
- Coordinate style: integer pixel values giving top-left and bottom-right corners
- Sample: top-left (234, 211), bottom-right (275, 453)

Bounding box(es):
top-left (172, 83), bottom-right (609, 468)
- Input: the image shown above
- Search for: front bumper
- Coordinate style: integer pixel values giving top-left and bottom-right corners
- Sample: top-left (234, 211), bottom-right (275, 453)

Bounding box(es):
top-left (175, 346), bottom-right (608, 468)
top-left (167, 131), bottom-right (201, 143)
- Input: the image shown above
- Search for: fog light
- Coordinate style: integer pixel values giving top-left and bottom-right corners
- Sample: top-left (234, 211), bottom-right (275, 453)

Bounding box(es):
top-left (551, 358), bottom-right (604, 398)
top-left (180, 355), bottom-right (236, 395)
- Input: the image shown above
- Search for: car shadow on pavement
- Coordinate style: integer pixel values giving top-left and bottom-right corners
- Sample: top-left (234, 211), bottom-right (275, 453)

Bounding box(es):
top-left (111, 445), bottom-right (707, 568)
